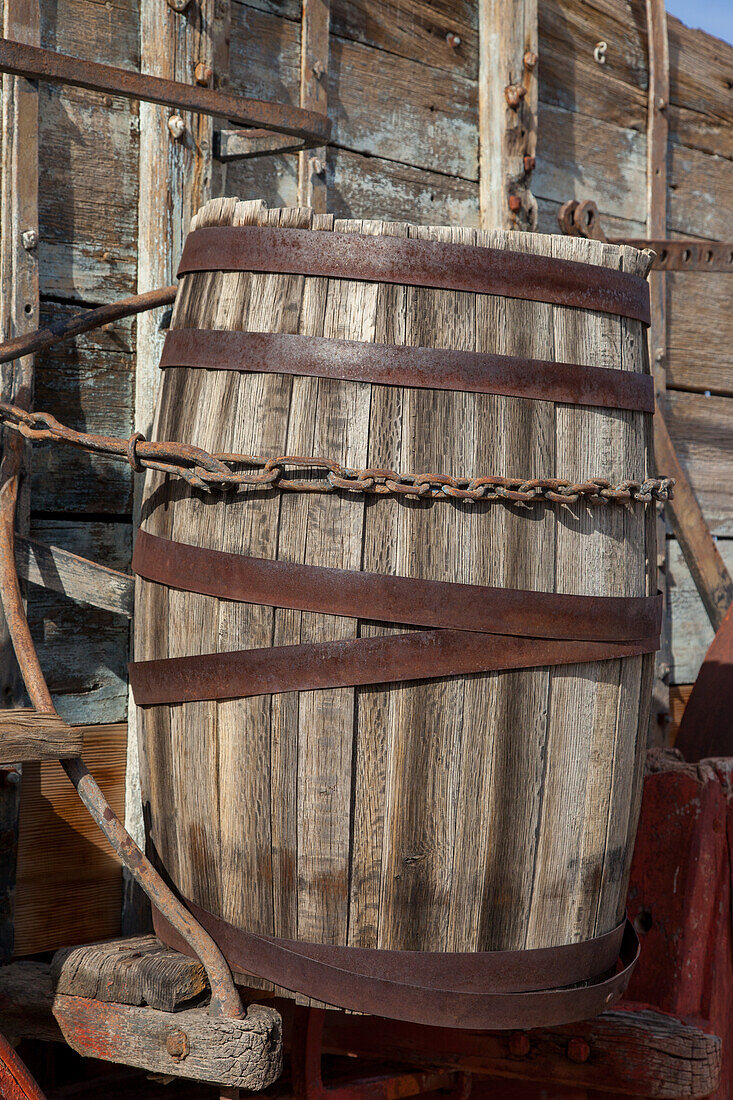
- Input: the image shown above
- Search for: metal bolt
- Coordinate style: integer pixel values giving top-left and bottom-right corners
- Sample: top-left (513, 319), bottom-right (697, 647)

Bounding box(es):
top-left (446, 32), bottom-right (462, 49)
top-left (166, 0), bottom-right (191, 11)
top-left (594, 41), bottom-right (607, 64)
top-left (523, 50), bottom-right (538, 70)
top-left (165, 1029), bottom-right (189, 1061)
top-left (508, 194), bottom-right (522, 213)
top-left (194, 62), bottom-right (212, 87)
top-left (168, 114), bottom-right (186, 140)
top-left (567, 1038), bottom-right (591, 1064)
top-left (508, 1032), bottom-right (530, 1057)
top-left (311, 59), bottom-right (325, 79)
top-left (523, 155), bottom-right (536, 172)
top-left (21, 229), bottom-right (38, 251)
top-left (505, 83), bottom-right (526, 109)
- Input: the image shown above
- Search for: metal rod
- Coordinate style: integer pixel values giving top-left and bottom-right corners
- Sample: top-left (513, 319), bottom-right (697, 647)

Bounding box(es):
top-left (0, 449), bottom-right (243, 1019)
top-left (0, 285), bottom-right (177, 365)
top-left (0, 37), bottom-right (331, 145)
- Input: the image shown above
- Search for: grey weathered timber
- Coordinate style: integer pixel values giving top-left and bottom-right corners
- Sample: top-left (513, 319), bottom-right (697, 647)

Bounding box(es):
top-left (297, 0), bottom-right (330, 212)
top-left (52, 934), bottom-right (206, 1012)
top-left (0, 709), bottom-right (81, 763)
top-left (136, 202), bottom-right (655, 1003)
top-left (0, 960), bottom-right (282, 1090)
top-left (16, 535), bottom-right (133, 618)
top-left (478, 0), bottom-right (537, 230)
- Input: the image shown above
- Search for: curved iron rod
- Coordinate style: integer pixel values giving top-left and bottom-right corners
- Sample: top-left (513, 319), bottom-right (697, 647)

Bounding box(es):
top-left (0, 285), bottom-right (177, 365)
top-left (0, 436), bottom-right (243, 1019)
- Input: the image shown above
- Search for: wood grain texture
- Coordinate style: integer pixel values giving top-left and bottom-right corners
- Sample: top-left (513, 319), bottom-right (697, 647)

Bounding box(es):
top-left (14, 723), bottom-right (126, 956)
top-left (668, 537), bottom-right (733, 685)
top-left (52, 934), bottom-right (206, 1011)
top-left (137, 205), bottom-right (655, 997)
top-left (0, 710), bottom-right (81, 764)
top-left (297, 0), bottom-right (330, 211)
top-left (16, 535), bottom-right (133, 618)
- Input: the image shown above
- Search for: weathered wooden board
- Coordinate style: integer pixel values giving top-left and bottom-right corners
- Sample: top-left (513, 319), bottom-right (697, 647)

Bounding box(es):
top-left (229, 4), bottom-right (478, 179)
top-left (16, 534), bottom-right (133, 618)
top-left (14, 722), bottom-right (127, 956)
top-left (668, 537), bottom-right (733, 685)
top-left (670, 683), bottom-right (693, 741)
top-left (666, 274), bottom-right (733, 396)
top-left (667, 143), bottom-right (733, 241)
top-left (666, 390), bottom-right (733, 538)
top-left (26, 520), bottom-right (131, 724)
top-left (0, 710), bottom-right (81, 764)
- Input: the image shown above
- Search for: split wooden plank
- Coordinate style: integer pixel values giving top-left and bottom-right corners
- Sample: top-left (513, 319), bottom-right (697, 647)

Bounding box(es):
top-left (0, 710), bottom-right (81, 764)
top-left (0, 0), bottom-right (40, 963)
top-left (16, 535), bottom-right (133, 618)
top-left (298, 0), bottom-right (330, 212)
top-left (52, 934), bottom-right (206, 1012)
top-left (478, 0), bottom-right (538, 230)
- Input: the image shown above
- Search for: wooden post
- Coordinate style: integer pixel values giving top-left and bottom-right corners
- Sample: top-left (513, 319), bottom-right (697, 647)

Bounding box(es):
top-left (127, 0), bottom-right (230, 925)
top-left (478, 0), bottom-right (538, 231)
top-left (297, 0), bottom-right (330, 213)
top-left (0, 0), bottom-right (40, 960)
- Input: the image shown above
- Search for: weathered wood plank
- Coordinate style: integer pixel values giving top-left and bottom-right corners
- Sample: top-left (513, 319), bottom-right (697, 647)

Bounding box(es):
top-left (297, 0), bottom-right (330, 211)
top-left (666, 390), bottom-right (733, 538)
top-left (52, 934), bottom-right (206, 1012)
top-left (26, 520), bottom-right (131, 725)
top-left (479, 0), bottom-right (538, 229)
top-left (670, 683), bottom-right (693, 741)
top-left (16, 535), bottom-right (133, 618)
top-left (668, 537), bottom-right (733, 685)
top-left (228, 5), bottom-right (478, 179)
top-left (0, 710), bottom-right (81, 764)
top-left (666, 274), bottom-right (733, 396)
top-left (667, 142), bottom-right (733, 241)
top-left (14, 723), bottom-right (126, 956)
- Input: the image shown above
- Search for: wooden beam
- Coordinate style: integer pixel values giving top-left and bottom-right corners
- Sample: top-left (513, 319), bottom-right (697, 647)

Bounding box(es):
top-left (478, 0), bottom-right (538, 231)
top-left (15, 535), bottom-right (133, 618)
top-left (297, 0), bottom-right (330, 212)
top-left (0, 0), bottom-right (40, 962)
top-left (0, 709), bottom-right (81, 764)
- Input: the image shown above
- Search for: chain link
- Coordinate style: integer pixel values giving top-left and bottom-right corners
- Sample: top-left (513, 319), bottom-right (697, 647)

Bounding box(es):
top-left (0, 400), bottom-right (674, 506)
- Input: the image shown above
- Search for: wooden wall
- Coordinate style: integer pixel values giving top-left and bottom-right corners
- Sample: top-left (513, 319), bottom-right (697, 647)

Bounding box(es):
top-left (8, 0), bottom-right (732, 950)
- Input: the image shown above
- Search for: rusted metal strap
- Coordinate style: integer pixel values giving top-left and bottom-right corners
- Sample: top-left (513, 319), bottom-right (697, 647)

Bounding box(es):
top-left (155, 901), bottom-right (639, 1030)
top-left (129, 629), bottom-right (657, 705)
top-left (0, 38), bottom-right (331, 145)
top-left (177, 226), bottom-right (652, 325)
top-left (612, 239), bottom-right (733, 273)
top-left (129, 531), bottom-right (659, 704)
top-left (161, 329), bottom-right (654, 413)
top-left (132, 531), bottom-right (661, 643)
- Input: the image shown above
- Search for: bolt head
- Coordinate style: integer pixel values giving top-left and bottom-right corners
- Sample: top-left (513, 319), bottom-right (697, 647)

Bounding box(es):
top-left (567, 1038), bottom-right (591, 1063)
top-left (165, 1029), bottom-right (189, 1060)
top-left (509, 1032), bottom-right (530, 1057)
top-left (194, 62), bottom-right (212, 87)
top-left (310, 156), bottom-right (326, 176)
top-left (446, 32), bottom-right (462, 49)
top-left (166, 0), bottom-right (191, 11)
top-left (523, 155), bottom-right (536, 172)
top-left (21, 229), bottom-right (38, 251)
top-left (168, 114), bottom-right (186, 140)
top-left (523, 50), bottom-right (538, 70)
top-left (508, 194), bottom-right (522, 213)
top-left (311, 59), bottom-right (325, 79)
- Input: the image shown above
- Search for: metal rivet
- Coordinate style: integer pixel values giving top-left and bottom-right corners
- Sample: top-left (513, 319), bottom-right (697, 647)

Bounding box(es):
top-left (194, 62), bottom-right (212, 87)
top-left (168, 114), bottom-right (186, 140)
top-left (21, 229), bottom-right (38, 251)
top-left (567, 1038), bottom-right (591, 1064)
top-left (523, 50), bottom-right (538, 70)
top-left (165, 1029), bottom-right (189, 1061)
top-left (508, 1032), bottom-right (530, 1057)
top-left (446, 32), bottom-right (462, 49)
top-left (508, 194), bottom-right (522, 213)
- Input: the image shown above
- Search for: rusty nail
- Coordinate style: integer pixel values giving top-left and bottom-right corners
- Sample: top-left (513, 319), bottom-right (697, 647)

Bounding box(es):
top-left (168, 114), bottom-right (186, 140)
top-left (165, 1029), bottom-right (189, 1061)
top-left (567, 1038), bottom-right (591, 1063)
top-left (508, 194), bottom-right (522, 213)
top-left (505, 83), bottom-right (527, 109)
top-left (194, 62), bottom-right (212, 87)
top-left (21, 229), bottom-right (38, 251)
top-left (509, 1032), bottom-right (531, 1057)
top-left (311, 59), bottom-right (325, 79)
top-left (523, 50), bottom-right (538, 70)
top-left (446, 32), bottom-right (462, 49)
top-left (523, 155), bottom-right (536, 172)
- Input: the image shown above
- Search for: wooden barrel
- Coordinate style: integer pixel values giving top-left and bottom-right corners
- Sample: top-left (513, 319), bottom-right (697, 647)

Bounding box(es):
top-left (133, 198), bottom-right (657, 1025)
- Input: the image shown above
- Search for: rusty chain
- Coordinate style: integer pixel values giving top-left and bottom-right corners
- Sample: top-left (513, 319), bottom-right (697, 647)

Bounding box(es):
top-left (0, 399), bottom-right (673, 506)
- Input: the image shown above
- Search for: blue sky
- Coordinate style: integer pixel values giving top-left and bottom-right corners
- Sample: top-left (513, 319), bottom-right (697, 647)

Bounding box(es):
top-left (665, 0), bottom-right (733, 44)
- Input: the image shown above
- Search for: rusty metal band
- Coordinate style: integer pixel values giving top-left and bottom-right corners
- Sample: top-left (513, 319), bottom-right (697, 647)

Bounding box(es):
top-left (161, 329), bottom-right (654, 413)
top-left (176, 226), bottom-right (652, 325)
top-left (129, 628), bottom-right (658, 705)
top-left (132, 531), bottom-right (661, 643)
top-left (154, 901), bottom-right (639, 1030)
top-left (0, 38), bottom-right (331, 145)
